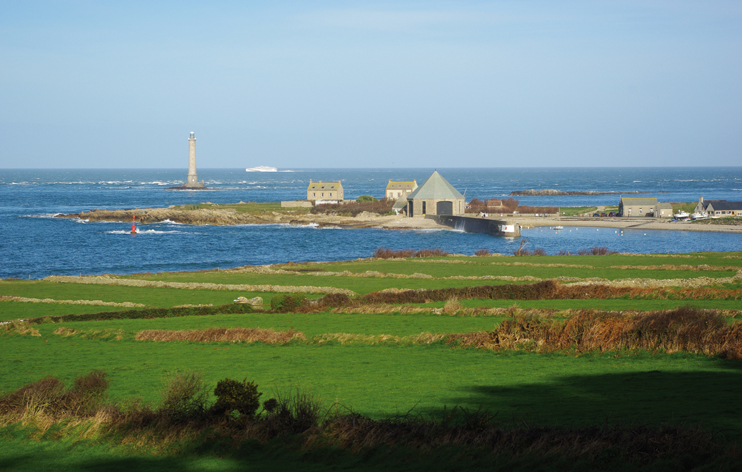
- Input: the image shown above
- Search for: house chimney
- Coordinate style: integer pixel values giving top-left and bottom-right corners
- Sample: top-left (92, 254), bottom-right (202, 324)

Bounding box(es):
top-left (700, 196), bottom-right (703, 203)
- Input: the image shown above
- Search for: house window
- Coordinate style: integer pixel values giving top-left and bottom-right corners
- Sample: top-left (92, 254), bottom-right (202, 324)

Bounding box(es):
top-left (422, 202), bottom-right (427, 214)
top-left (321, 193), bottom-right (324, 197)
top-left (312, 193), bottom-right (315, 197)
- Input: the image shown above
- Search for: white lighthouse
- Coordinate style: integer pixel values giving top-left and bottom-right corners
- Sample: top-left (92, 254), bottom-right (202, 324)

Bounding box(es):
top-left (183, 131), bottom-right (205, 188)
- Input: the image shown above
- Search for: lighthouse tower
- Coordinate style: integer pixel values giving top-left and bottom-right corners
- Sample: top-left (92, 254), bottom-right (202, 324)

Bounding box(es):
top-left (184, 131), bottom-right (204, 188)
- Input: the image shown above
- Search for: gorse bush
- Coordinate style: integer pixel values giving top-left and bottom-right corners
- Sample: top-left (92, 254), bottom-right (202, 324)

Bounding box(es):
top-left (270, 294), bottom-right (306, 312)
top-left (0, 370), bottom-right (108, 418)
top-left (160, 371), bottom-right (210, 423)
top-left (212, 378), bottom-right (262, 419)
top-left (356, 195), bottom-right (377, 202)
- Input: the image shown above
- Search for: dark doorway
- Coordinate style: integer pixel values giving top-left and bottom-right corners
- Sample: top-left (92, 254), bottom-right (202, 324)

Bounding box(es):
top-left (437, 201), bottom-right (453, 215)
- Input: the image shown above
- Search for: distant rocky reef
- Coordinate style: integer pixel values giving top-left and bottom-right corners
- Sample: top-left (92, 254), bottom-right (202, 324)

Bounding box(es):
top-left (510, 189), bottom-right (648, 196)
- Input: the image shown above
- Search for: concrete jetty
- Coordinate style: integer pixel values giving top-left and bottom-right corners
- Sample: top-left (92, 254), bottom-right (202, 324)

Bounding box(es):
top-left (433, 215), bottom-right (521, 237)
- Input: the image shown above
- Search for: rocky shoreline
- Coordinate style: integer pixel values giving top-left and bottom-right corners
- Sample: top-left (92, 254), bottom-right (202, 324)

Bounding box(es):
top-left (56, 206), bottom-right (742, 234)
top-left (56, 206), bottom-right (430, 230)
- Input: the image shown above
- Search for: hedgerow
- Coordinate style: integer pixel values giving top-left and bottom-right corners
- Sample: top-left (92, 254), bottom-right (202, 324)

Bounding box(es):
top-left (22, 303), bottom-right (255, 325)
top-left (1, 371), bottom-right (736, 470)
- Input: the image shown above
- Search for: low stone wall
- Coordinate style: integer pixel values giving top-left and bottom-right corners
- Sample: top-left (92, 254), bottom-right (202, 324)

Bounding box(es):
top-left (432, 215), bottom-right (521, 237)
top-left (281, 201), bottom-right (313, 208)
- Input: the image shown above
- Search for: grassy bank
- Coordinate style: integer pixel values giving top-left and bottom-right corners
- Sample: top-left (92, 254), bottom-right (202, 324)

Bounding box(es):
top-left (2, 251), bottom-right (742, 470)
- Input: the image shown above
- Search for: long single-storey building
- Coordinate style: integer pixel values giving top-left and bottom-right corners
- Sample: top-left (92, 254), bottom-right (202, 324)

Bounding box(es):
top-left (619, 197), bottom-right (658, 217)
top-left (406, 171), bottom-right (465, 218)
top-left (695, 197), bottom-right (742, 217)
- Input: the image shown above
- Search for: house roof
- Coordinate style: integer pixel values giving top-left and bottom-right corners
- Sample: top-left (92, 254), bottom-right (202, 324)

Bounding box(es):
top-left (308, 181), bottom-right (342, 191)
top-left (386, 180), bottom-right (417, 190)
top-left (392, 198), bottom-right (408, 210)
top-left (707, 200), bottom-right (742, 211)
top-left (620, 197), bottom-right (658, 206)
top-left (407, 171), bottom-right (464, 201)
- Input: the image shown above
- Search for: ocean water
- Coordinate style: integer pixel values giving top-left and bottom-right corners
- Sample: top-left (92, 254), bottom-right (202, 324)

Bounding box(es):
top-left (1, 168), bottom-right (741, 279)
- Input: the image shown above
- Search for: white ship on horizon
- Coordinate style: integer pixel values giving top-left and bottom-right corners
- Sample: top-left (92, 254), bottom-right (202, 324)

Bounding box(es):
top-left (246, 166), bottom-right (278, 172)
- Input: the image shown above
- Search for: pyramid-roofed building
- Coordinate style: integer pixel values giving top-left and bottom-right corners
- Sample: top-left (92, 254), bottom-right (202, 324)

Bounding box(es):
top-left (406, 171), bottom-right (465, 217)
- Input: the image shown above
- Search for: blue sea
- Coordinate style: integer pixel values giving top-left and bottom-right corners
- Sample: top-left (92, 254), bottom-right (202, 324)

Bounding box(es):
top-left (1, 168), bottom-right (741, 280)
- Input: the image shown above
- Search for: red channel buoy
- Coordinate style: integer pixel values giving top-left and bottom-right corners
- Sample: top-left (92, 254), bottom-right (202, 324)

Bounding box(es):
top-left (131, 215), bottom-right (137, 234)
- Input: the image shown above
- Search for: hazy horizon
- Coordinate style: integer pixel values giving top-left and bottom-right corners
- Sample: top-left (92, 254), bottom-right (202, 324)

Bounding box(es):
top-left (2, 1), bottom-right (740, 169)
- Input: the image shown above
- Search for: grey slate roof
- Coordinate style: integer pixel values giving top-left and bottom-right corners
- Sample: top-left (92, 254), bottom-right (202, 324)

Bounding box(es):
top-left (620, 197), bottom-right (658, 206)
top-left (406, 171), bottom-right (464, 200)
top-left (392, 198), bottom-right (408, 210)
top-left (308, 181), bottom-right (341, 191)
top-left (707, 200), bottom-right (742, 211)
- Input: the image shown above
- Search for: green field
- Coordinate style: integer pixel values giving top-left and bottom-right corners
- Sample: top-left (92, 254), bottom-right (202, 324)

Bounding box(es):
top-left (2, 251), bottom-right (742, 470)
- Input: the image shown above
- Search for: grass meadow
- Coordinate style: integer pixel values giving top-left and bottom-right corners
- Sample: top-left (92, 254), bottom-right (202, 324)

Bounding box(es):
top-left (2, 251), bottom-right (742, 470)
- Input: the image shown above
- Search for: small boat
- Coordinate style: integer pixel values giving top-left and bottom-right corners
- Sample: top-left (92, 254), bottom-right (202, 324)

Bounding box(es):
top-left (550, 226), bottom-right (564, 230)
top-left (246, 166), bottom-right (278, 172)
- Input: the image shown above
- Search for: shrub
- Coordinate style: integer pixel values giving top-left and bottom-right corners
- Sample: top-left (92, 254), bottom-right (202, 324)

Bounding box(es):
top-left (576, 246), bottom-right (615, 255)
top-left (212, 378), bottom-right (262, 419)
top-left (356, 195), bottom-right (377, 202)
top-left (263, 397), bottom-right (279, 413)
top-left (443, 297), bottom-right (462, 315)
top-left (315, 293), bottom-right (352, 308)
top-left (373, 248), bottom-right (414, 259)
top-left (270, 294), bottom-right (307, 312)
top-left (413, 248), bottom-right (449, 258)
top-left (474, 248), bottom-right (491, 256)
top-left (0, 371), bottom-right (109, 418)
top-left (160, 371), bottom-right (210, 423)
top-left (265, 389), bottom-right (324, 434)
top-left (311, 199), bottom-right (393, 216)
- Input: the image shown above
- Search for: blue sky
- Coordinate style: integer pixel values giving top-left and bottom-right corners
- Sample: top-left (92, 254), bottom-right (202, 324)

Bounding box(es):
top-left (1, 1), bottom-right (740, 168)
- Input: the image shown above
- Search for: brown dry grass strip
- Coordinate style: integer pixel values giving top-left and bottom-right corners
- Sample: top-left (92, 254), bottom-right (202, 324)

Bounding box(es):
top-left (0, 296), bottom-right (145, 307)
top-left (44, 275), bottom-right (355, 296)
top-left (449, 307), bottom-right (742, 359)
top-left (135, 327), bottom-right (305, 344)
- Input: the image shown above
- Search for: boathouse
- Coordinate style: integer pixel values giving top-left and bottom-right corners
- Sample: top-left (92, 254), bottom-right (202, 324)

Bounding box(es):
top-left (406, 171), bottom-right (465, 218)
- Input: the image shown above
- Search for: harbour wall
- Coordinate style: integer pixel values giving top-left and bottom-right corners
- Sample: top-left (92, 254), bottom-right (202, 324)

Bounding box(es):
top-left (431, 215), bottom-right (521, 237)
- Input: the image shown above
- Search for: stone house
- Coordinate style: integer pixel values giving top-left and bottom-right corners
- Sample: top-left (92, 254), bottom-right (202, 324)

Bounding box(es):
top-left (695, 197), bottom-right (742, 217)
top-left (619, 197), bottom-right (658, 217)
top-left (307, 180), bottom-right (343, 204)
top-left (656, 202), bottom-right (674, 218)
top-left (385, 180), bottom-right (418, 200)
top-left (406, 171), bottom-right (465, 218)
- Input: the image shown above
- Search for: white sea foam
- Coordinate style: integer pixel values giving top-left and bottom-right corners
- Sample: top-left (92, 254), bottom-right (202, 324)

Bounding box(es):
top-left (159, 219), bottom-right (184, 225)
top-left (22, 213), bottom-right (61, 218)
